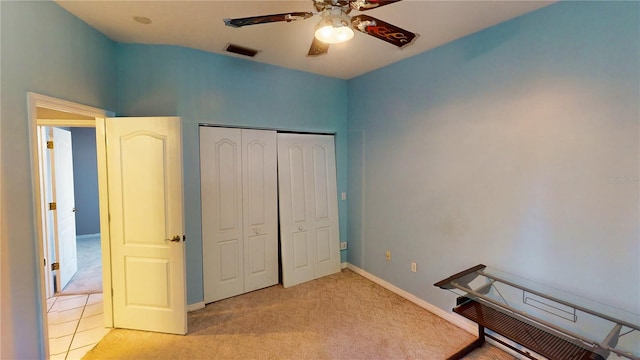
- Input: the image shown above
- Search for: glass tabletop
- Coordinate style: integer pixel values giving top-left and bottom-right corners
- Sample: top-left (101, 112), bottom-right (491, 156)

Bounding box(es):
top-left (435, 264), bottom-right (640, 360)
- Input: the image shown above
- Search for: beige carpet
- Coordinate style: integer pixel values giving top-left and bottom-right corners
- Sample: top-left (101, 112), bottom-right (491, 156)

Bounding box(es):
top-left (58, 234), bottom-right (102, 295)
top-left (84, 269), bottom-right (513, 360)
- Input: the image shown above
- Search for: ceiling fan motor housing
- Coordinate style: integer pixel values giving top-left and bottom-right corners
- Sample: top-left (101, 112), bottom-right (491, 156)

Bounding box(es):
top-left (313, 0), bottom-right (352, 12)
top-left (319, 8), bottom-right (351, 27)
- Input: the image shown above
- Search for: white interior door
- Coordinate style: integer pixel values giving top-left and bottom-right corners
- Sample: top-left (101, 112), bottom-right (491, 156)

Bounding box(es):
top-left (278, 133), bottom-right (341, 288)
top-left (38, 127), bottom-right (55, 298)
top-left (242, 129), bottom-right (278, 292)
top-left (278, 135), bottom-right (315, 287)
top-left (308, 136), bottom-right (341, 278)
top-left (106, 116), bottom-right (186, 335)
top-left (50, 127), bottom-right (78, 291)
top-left (200, 127), bottom-right (279, 302)
top-left (200, 127), bottom-right (244, 303)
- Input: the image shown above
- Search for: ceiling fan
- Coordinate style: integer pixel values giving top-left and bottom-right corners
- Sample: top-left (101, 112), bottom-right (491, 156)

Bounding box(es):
top-left (223, 0), bottom-right (419, 56)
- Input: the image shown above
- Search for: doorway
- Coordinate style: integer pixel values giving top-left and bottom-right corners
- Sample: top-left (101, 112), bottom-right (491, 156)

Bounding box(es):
top-left (30, 94), bottom-right (189, 358)
top-left (37, 113), bottom-right (110, 359)
top-left (28, 93), bottom-right (115, 358)
top-left (39, 124), bottom-right (103, 296)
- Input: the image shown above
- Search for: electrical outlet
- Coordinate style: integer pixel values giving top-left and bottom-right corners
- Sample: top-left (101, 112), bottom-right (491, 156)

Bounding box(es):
top-left (411, 261), bottom-right (417, 272)
top-left (385, 250), bottom-right (391, 261)
top-left (340, 242), bottom-right (347, 250)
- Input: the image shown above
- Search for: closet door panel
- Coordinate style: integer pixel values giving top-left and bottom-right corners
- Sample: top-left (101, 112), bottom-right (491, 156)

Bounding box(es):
top-left (219, 240), bottom-right (241, 281)
top-left (218, 142), bottom-right (240, 230)
top-left (278, 134), bottom-right (315, 287)
top-left (242, 129), bottom-right (278, 291)
top-left (200, 127), bottom-right (244, 303)
top-left (289, 145), bottom-right (308, 223)
top-left (316, 227), bottom-right (332, 263)
top-left (293, 231), bottom-right (311, 269)
top-left (312, 145), bottom-right (330, 220)
top-left (310, 136), bottom-right (341, 278)
top-left (248, 234), bottom-right (267, 274)
top-left (278, 133), bottom-right (339, 288)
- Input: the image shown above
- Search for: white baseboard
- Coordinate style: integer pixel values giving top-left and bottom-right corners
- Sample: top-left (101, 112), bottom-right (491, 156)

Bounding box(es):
top-left (345, 263), bottom-right (528, 360)
top-left (187, 301), bottom-right (205, 312)
top-left (341, 262), bottom-right (347, 269)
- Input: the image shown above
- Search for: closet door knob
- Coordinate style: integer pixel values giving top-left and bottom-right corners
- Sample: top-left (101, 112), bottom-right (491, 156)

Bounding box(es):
top-left (254, 228), bottom-right (260, 235)
top-left (298, 226), bottom-right (303, 231)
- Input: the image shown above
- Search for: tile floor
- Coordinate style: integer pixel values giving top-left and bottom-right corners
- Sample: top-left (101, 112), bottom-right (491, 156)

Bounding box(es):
top-left (46, 294), bottom-right (110, 360)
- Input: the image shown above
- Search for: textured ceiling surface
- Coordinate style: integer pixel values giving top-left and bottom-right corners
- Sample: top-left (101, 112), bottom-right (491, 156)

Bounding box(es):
top-left (55, 1), bottom-right (553, 79)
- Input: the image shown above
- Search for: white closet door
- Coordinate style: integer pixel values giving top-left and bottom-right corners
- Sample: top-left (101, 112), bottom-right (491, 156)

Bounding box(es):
top-left (200, 127), bottom-right (244, 303)
top-left (278, 133), bottom-right (341, 288)
top-left (308, 136), bottom-right (341, 278)
top-left (277, 134), bottom-right (315, 287)
top-left (242, 129), bottom-right (278, 291)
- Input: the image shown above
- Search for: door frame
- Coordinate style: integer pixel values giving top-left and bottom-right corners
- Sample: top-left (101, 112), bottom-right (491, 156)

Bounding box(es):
top-left (27, 92), bottom-right (115, 354)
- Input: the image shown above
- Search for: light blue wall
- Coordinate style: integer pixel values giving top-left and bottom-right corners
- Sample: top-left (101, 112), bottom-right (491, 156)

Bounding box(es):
top-left (116, 44), bottom-right (349, 305)
top-left (3, 0), bottom-right (638, 358)
top-left (0, 1), bottom-right (117, 358)
top-left (71, 127), bottom-right (100, 235)
top-left (348, 1), bottom-right (639, 316)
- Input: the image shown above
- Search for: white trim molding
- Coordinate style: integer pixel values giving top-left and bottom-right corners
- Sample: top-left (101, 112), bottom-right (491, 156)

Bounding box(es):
top-left (28, 93), bottom-right (114, 120)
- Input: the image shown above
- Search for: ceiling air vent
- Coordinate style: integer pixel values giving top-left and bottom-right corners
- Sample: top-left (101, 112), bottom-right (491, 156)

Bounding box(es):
top-left (225, 43), bottom-right (260, 58)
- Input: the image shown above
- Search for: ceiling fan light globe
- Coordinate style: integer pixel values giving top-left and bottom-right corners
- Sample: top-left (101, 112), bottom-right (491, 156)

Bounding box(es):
top-left (315, 25), bottom-right (354, 44)
top-left (314, 7), bottom-right (355, 44)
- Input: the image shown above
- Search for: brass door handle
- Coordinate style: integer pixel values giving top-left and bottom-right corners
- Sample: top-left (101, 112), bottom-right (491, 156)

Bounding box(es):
top-left (166, 235), bottom-right (181, 242)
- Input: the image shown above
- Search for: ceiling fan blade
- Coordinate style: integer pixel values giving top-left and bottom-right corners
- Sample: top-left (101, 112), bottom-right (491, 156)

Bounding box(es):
top-left (351, 15), bottom-right (418, 49)
top-left (224, 12), bottom-right (314, 28)
top-left (350, 0), bottom-right (402, 11)
top-left (308, 37), bottom-right (330, 57)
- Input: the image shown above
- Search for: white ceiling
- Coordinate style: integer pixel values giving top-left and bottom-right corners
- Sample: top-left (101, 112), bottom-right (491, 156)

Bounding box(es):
top-left (55, 1), bottom-right (554, 79)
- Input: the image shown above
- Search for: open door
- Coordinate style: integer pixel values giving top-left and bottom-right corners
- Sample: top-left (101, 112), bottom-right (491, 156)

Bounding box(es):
top-left (49, 127), bottom-right (79, 291)
top-left (38, 126), bottom-right (55, 298)
top-left (106, 116), bottom-right (187, 335)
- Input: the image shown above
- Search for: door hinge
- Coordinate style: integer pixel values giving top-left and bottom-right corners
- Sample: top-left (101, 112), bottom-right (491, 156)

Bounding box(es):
top-left (44, 258), bottom-right (47, 267)
top-left (47, 141), bottom-right (54, 149)
top-left (48, 202), bottom-right (57, 210)
top-left (51, 262), bottom-right (60, 271)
